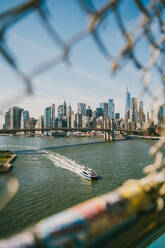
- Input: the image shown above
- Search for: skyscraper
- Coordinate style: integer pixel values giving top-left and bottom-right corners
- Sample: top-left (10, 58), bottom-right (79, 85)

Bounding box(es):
top-left (25, 118), bottom-right (37, 129)
top-left (96, 108), bottom-right (103, 118)
top-left (67, 103), bottom-right (72, 118)
top-left (4, 111), bottom-right (9, 129)
top-left (130, 97), bottom-right (138, 122)
top-left (158, 104), bottom-right (165, 129)
top-left (115, 113), bottom-right (120, 119)
top-left (103, 102), bottom-right (108, 118)
top-left (108, 99), bottom-right (114, 118)
top-left (36, 115), bottom-right (44, 131)
top-left (63, 101), bottom-right (67, 117)
top-left (20, 110), bottom-right (30, 129)
top-left (139, 101), bottom-right (145, 122)
top-left (77, 103), bottom-right (86, 116)
top-left (51, 104), bottom-right (55, 127)
top-left (67, 103), bottom-right (72, 128)
top-left (75, 113), bottom-right (82, 128)
top-left (147, 112), bottom-right (150, 123)
top-left (86, 106), bottom-right (92, 118)
top-left (57, 105), bottom-right (63, 119)
top-left (71, 112), bottom-right (76, 128)
top-left (125, 86), bottom-right (131, 118)
top-left (44, 107), bottom-right (51, 127)
top-left (9, 106), bottom-right (23, 129)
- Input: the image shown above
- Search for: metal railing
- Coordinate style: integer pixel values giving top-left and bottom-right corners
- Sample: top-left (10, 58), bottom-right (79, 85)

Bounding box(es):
top-left (0, 0), bottom-right (165, 247)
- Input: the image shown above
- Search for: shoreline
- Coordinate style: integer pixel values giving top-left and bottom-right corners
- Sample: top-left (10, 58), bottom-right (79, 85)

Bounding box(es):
top-left (0, 152), bottom-right (16, 173)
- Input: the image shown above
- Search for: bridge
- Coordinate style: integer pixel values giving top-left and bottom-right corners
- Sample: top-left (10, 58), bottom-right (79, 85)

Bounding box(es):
top-left (0, 127), bottom-right (111, 133)
top-left (0, 127), bottom-right (115, 141)
top-left (0, 128), bottom-right (143, 141)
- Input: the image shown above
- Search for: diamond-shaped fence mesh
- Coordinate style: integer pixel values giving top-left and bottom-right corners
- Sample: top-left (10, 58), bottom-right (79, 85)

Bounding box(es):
top-left (1, 0), bottom-right (165, 247)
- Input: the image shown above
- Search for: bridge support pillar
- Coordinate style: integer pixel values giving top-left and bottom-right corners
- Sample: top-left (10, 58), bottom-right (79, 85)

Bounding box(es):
top-left (103, 117), bottom-right (114, 142)
top-left (104, 131), bottom-right (114, 142)
top-left (104, 131), bottom-right (107, 141)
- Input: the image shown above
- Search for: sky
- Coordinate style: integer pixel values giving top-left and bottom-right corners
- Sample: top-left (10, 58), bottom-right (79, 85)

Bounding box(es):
top-left (0, 0), bottom-right (163, 126)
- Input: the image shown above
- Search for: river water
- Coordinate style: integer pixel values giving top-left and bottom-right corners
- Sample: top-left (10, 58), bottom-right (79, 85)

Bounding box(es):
top-left (0, 136), bottom-right (154, 239)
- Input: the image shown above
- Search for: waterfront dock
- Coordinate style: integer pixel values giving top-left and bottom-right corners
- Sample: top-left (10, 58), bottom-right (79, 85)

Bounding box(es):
top-left (0, 151), bottom-right (16, 173)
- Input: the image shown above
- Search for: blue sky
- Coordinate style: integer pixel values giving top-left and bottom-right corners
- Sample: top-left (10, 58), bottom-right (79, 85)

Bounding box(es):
top-left (0, 0), bottom-right (162, 125)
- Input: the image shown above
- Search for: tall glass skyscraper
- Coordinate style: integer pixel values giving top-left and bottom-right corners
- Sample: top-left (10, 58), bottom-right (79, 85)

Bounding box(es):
top-left (51, 103), bottom-right (55, 127)
top-left (20, 110), bottom-right (30, 128)
top-left (108, 99), bottom-right (114, 118)
top-left (104, 102), bottom-right (108, 118)
top-left (125, 87), bottom-right (131, 118)
top-left (44, 107), bottom-right (51, 127)
top-left (63, 101), bottom-right (67, 117)
top-left (9, 106), bottom-right (23, 129)
top-left (77, 103), bottom-right (86, 116)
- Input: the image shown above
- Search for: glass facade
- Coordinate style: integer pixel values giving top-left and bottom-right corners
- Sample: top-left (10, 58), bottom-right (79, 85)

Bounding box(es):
top-left (125, 88), bottom-right (131, 118)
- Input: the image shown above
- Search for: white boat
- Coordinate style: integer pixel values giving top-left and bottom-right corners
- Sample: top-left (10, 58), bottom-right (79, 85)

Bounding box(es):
top-left (80, 166), bottom-right (97, 180)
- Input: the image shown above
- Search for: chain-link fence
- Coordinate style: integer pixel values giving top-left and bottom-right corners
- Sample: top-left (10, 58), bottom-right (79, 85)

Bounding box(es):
top-left (1, 0), bottom-right (165, 247)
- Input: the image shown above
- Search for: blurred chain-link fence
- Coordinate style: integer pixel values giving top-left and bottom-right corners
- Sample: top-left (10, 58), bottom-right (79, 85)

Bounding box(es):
top-left (1, 0), bottom-right (165, 247)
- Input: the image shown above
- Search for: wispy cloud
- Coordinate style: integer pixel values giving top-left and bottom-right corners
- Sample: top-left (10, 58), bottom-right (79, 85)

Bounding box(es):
top-left (64, 64), bottom-right (122, 94)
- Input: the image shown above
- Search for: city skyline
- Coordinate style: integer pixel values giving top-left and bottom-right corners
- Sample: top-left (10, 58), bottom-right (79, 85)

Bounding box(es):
top-left (0, 0), bottom-right (161, 130)
top-left (1, 94), bottom-right (137, 120)
top-left (0, 87), bottom-right (151, 128)
top-left (2, 90), bottom-right (152, 132)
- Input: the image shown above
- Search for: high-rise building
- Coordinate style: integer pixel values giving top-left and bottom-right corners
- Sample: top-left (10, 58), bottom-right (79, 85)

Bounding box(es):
top-left (25, 118), bottom-right (37, 129)
top-left (67, 103), bottom-right (72, 118)
top-left (57, 105), bottom-right (63, 119)
top-left (44, 107), bottom-right (51, 127)
top-left (67, 103), bottom-right (72, 128)
top-left (75, 113), bottom-right (82, 128)
top-left (63, 101), bottom-right (67, 117)
top-left (82, 116), bottom-right (90, 127)
top-left (158, 104), bottom-right (165, 129)
top-left (86, 106), bottom-right (92, 118)
top-left (35, 115), bottom-right (44, 134)
top-left (77, 103), bottom-right (86, 116)
top-left (92, 110), bottom-right (97, 119)
top-left (108, 99), bottom-right (114, 118)
top-left (130, 97), bottom-right (138, 122)
top-left (139, 101), bottom-right (145, 122)
top-left (115, 113), bottom-right (120, 119)
top-left (103, 102), bottom-right (108, 118)
top-left (20, 110), bottom-right (30, 129)
top-left (9, 106), bottom-right (23, 129)
top-left (147, 112), bottom-right (150, 123)
top-left (36, 115), bottom-right (44, 128)
top-left (96, 108), bottom-right (103, 118)
top-left (125, 87), bottom-right (131, 118)
top-left (51, 104), bottom-right (55, 127)
top-left (71, 112), bottom-right (76, 128)
top-left (4, 111), bottom-right (9, 129)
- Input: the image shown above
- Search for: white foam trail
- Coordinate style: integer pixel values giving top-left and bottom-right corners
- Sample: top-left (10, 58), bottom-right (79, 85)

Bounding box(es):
top-left (41, 151), bottom-right (85, 176)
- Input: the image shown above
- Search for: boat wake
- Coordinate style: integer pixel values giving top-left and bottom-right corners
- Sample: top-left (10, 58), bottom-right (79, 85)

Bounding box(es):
top-left (42, 151), bottom-right (84, 176)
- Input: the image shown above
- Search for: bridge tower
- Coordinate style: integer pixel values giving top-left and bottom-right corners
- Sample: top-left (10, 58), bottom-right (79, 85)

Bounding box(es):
top-left (103, 118), bottom-right (114, 141)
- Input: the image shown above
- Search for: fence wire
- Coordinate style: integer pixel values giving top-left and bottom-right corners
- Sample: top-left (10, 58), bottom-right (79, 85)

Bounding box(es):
top-left (1, 0), bottom-right (165, 247)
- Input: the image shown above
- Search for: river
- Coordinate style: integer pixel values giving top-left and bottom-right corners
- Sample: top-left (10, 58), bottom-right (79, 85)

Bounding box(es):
top-left (0, 135), bottom-right (154, 240)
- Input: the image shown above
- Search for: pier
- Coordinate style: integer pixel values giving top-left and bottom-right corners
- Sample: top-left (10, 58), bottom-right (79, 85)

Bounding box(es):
top-left (0, 151), bottom-right (16, 173)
